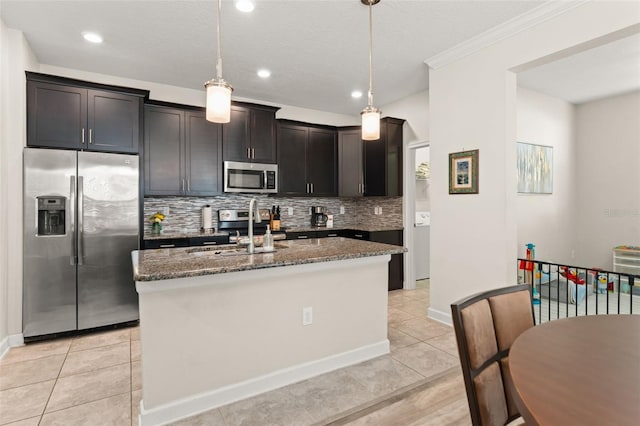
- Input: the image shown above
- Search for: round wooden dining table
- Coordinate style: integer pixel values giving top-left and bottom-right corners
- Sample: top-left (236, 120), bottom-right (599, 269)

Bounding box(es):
top-left (509, 315), bottom-right (640, 426)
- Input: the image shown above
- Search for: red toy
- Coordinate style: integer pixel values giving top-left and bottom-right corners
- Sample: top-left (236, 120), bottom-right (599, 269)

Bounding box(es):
top-left (560, 266), bottom-right (585, 285)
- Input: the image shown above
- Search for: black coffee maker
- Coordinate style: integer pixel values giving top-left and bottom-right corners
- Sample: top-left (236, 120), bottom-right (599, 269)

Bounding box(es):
top-left (311, 206), bottom-right (328, 227)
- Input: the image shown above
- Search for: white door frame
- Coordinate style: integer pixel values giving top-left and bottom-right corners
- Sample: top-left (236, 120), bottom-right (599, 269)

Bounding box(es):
top-left (403, 140), bottom-right (430, 290)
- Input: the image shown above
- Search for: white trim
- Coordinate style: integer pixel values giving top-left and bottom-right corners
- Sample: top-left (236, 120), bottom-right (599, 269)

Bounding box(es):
top-left (0, 333), bottom-right (24, 360)
top-left (424, 0), bottom-right (589, 69)
top-left (138, 340), bottom-right (390, 426)
top-left (403, 141), bottom-right (430, 291)
top-left (428, 307), bottom-right (452, 326)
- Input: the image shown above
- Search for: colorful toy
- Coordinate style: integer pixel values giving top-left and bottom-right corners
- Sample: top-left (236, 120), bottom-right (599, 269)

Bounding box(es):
top-left (596, 272), bottom-right (614, 294)
top-left (560, 266), bottom-right (585, 285)
top-left (522, 243), bottom-right (540, 304)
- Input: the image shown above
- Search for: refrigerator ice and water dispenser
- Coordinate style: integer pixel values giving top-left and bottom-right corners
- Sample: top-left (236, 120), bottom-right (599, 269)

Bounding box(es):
top-left (37, 196), bottom-right (66, 235)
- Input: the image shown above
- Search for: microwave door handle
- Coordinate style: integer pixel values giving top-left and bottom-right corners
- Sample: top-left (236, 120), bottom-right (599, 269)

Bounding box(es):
top-left (263, 170), bottom-right (268, 189)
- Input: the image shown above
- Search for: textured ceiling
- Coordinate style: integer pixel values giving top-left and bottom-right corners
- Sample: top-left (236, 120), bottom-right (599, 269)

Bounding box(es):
top-left (1, 0), bottom-right (544, 115)
top-left (518, 33), bottom-right (640, 104)
top-left (5, 1), bottom-right (635, 112)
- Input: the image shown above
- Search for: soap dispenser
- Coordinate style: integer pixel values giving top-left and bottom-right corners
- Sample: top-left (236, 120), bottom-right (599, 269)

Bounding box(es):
top-left (263, 224), bottom-right (274, 252)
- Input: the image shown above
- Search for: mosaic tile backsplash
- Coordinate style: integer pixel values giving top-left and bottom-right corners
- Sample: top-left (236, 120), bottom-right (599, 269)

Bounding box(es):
top-left (144, 195), bottom-right (402, 236)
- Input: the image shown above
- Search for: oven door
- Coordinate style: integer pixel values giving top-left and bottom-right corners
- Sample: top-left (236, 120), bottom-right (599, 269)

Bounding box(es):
top-left (224, 161), bottom-right (277, 193)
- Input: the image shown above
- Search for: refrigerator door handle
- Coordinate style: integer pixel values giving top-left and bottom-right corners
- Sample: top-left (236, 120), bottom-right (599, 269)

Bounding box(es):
top-left (78, 176), bottom-right (84, 265)
top-left (70, 176), bottom-right (76, 265)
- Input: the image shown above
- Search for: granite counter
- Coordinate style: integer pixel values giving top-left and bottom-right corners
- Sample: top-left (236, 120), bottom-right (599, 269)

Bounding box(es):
top-left (132, 237), bottom-right (404, 281)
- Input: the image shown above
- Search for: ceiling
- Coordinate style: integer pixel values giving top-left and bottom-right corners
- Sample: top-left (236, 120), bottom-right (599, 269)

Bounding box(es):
top-left (1, 1), bottom-right (636, 114)
top-left (518, 33), bottom-right (640, 104)
top-left (0, 0), bottom-right (543, 115)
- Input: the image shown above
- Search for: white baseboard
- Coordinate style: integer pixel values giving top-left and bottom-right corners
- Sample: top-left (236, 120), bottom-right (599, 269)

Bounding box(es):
top-left (0, 333), bottom-right (25, 360)
top-left (139, 339), bottom-right (390, 426)
top-left (428, 307), bottom-right (452, 326)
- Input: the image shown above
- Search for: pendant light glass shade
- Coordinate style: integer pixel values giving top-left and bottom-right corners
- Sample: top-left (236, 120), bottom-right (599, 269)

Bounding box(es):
top-left (360, 0), bottom-right (381, 141)
top-left (205, 79), bottom-right (233, 123)
top-left (205, 0), bottom-right (233, 123)
top-left (361, 106), bottom-right (381, 140)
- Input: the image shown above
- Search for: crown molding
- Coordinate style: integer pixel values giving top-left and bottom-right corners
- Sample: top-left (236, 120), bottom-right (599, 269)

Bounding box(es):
top-left (424, 0), bottom-right (590, 69)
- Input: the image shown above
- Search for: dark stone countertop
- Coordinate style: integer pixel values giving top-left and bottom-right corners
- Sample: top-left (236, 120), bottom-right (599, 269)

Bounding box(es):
top-left (132, 237), bottom-right (405, 282)
top-left (144, 231), bottom-right (230, 241)
top-left (143, 225), bottom-right (403, 240)
top-left (285, 225), bottom-right (404, 233)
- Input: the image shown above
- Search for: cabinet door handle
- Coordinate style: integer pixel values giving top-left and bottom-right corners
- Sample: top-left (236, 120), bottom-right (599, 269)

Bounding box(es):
top-left (203, 241), bottom-right (218, 245)
top-left (251, 148), bottom-right (255, 159)
top-left (306, 183), bottom-right (309, 193)
top-left (311, 183), bottom-right (314, 193)
top-left (297, 235), bottom-right (308, 239)
top-left (182, 179), bottom-right (185, 193)
top-left (355, 234), bottom-right (363, 238)
top-left (187, 179), bottom-right (190, 192)
top-left (328, 233), bottom-right (338, 237)
top-left (247, 148), bottom-right (251, 159)
top-left (81, 128), bottom-right (85, 144)
top-left (159, 244), bottom-right (175, 248)
top-left (89, 129), bottom-right (93, 144)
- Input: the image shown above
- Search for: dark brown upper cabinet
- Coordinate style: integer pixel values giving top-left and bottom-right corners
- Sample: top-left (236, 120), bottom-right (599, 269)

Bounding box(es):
top-left (222, 103), bottom-right (279, 164)
top-left (26, 72), bottom-right (146, 154)
top-left (277, 120), bottom-right (337, 197)
top-left (338, 127), bottom-right (364, 197)
top-left (144, 103), bottom-right (222, 196)
top-left (362, 117), bottom-right (405, 197)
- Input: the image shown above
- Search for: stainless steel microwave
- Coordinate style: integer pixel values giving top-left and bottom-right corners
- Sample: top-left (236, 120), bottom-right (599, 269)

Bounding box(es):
top-left (224, 161), bottom-right (278, 194)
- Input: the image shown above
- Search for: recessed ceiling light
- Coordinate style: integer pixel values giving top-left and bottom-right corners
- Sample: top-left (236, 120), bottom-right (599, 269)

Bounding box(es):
top-left (82, 32), bottom-right (103, 44)
top-left (257, 69), bottom-right (271, 78)
top-left (235, 0), bottom-right (255, 13)
top-left (351, 90), bottom-right (363, 99)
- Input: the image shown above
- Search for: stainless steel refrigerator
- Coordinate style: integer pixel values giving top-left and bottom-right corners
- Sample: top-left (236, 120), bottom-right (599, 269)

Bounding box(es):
top-left (23, 148), bottom-right (139, 338)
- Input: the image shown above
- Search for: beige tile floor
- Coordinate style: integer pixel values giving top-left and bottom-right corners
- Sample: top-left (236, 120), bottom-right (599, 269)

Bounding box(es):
top-left (0, 279), bottom-right (471, 426)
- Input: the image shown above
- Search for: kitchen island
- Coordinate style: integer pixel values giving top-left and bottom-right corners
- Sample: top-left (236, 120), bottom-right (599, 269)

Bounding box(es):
top-left (132, 237), bottom-right (404, 426)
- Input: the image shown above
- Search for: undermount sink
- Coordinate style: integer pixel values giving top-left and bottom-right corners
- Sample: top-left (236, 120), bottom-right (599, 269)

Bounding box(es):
top-left (186, 242), bottom-right (288, 256)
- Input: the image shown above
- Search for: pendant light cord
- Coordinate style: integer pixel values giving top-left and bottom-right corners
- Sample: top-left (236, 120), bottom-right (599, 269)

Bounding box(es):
top-left (367, 0), bottom-right (374, 108)
top-left (216, 0), bottom-right (223, 80)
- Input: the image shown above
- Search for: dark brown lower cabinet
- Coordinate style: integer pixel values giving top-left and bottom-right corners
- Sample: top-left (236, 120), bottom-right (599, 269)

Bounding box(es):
top-left (286, 228), bottom-right (404, 291)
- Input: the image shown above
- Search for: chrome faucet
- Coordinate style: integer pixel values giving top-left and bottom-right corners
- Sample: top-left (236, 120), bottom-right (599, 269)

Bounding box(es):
top-left (247, 198), bottom-right (262, 254)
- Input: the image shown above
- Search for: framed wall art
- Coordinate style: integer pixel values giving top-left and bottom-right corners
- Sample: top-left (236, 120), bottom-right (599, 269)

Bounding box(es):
top-left (449, 149), bottom-right (479, 194)
top-left (516, 142), bottom-right (553, 194)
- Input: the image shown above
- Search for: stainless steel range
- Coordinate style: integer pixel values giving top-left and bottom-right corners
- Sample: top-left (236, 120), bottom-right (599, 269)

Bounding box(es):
top-left (218, 209), bottom-right (286, 242)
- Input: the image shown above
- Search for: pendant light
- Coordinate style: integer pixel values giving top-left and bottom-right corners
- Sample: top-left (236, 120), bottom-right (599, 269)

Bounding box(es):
top-left (361, 0), bottom-right (381, 141)
top-left (205, 0), bottom-right (233, 123)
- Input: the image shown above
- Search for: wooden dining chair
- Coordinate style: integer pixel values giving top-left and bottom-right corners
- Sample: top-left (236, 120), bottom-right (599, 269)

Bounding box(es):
top-left (451, 285), bottom-right (534, 426)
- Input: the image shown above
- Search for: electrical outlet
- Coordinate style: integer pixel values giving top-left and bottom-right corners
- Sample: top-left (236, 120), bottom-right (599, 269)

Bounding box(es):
top-left (377, 206), bottom-right (382, 215)
top-left (302, 307), bottom-right (313, 326)
top-left (340, 206), bottom-right (345, 215)
top-left (162, 207), bottom-right (170, 216)
top-left (288, 207), bottom-right (293, 216)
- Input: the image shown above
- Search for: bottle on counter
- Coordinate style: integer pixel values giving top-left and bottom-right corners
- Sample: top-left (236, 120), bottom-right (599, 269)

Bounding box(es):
top-left (263, 225), bottom-right (274, 252)
top-left (272, 206), bottom-right (281, 231)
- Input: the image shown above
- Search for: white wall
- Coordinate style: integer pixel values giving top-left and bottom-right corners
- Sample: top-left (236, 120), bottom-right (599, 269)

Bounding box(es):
top-left (0, 23), bottom-right (39, 348)
top-left (516, 87), bottom-right (576, 264)
top-left (1, 19), bottom-right (7, 351)
top-left (575, 90), bottom-right (640, 269)
top-left (428, 1), bottom-right (639, 323)
top-left (40, 65), bottom-right (359, 126)
top-left (381, 90), bottom-right (429, 143)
